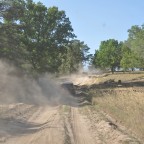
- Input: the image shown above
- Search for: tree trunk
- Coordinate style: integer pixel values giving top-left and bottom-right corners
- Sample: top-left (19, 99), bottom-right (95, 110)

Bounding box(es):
top-left (111, 66), bottom-right (114, 74)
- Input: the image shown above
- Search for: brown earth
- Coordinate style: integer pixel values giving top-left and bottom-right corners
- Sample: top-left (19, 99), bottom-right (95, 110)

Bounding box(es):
top-left (0, 103), bottom-right (142, 144)
top-left (0, 73), bottom-right (144, 144)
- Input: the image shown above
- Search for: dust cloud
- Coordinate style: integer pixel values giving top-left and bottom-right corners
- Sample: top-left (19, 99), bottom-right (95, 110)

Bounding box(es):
top-left (0, 60), bottom-right (75, 106)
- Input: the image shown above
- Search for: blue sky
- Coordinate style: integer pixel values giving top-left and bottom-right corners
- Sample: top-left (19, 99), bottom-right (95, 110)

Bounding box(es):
top-left (33, 0), bottom-right (144, 54)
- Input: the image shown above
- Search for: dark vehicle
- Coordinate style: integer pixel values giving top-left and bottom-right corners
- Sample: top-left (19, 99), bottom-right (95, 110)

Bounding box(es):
top-left (60, 82), bottom-right (75, 95)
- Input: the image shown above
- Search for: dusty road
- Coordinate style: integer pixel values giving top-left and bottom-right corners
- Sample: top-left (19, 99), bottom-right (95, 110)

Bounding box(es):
top-left (0, 103), bottom-right (95, 144)
top-left (0, 101), bottom-right (141, 144)
top-left (0, 104), bottom-right (64, 144)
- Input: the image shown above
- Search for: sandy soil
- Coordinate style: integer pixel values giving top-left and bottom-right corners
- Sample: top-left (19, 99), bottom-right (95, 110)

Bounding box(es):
top-left (0, 74), bottom-right (143, 144)
top-left (0, 103), bottom-right (95, 144)
top-left (0, 104), bottom-right (65, 144)
top-left (0, 102), bottom-right (141, 144)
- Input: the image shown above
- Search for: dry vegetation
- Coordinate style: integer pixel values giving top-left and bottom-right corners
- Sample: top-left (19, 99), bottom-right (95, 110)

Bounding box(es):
top-left (96, 72), bottom-right (144, 83)
top-left (88, 72), bottom-right (144, 142)
top-left (73, 72), bottom-right (144, 86)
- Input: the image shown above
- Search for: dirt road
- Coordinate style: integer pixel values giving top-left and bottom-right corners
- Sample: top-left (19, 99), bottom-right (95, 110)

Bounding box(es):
top-left (0, 105), bottom-right (64, 144)
top-left (0, 103), bottom-right (96, 144)
top-left (0, 101), bottom-right (141, 144)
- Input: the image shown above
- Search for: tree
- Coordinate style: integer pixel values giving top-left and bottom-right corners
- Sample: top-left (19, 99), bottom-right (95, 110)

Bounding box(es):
top-left (0, 0), bottom-right (92, 75)
top-left (19, 1), bottom-right (76, 73)
top-left (92, 50), bottom-right (100, 68)
top-left (93, 39), bottom-right (122, 73)
top-left (0, 0), bottom-right (26, 67)
top-left (120, 45), bottom-right (139, 71)
top-left (126, 25), bottom-right (144, 69)
top-left (58, 40), bottom-right (92, 74)
top-left (0, 0), bottom-right (77, 74)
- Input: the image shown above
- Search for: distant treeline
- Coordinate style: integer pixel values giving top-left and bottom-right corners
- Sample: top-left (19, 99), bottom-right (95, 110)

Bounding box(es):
top-left (92, 25), bottom-right (144, 73)
top-left (0, 0), bottom-right (92, 75)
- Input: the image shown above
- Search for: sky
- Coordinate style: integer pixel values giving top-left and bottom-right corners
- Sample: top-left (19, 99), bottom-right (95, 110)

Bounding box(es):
top-left (33, 0), bottom-right (144, 54)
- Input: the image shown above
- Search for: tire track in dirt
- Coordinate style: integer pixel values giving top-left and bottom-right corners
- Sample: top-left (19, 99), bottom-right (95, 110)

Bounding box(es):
top-left (1, 102), bottom-right (142, 144)
top-left (3, 106), bottom-right (65, 144)
top-left (70, 107), bottom-right (95, 144)
top-left (62, 104), bottom-right (142, 144)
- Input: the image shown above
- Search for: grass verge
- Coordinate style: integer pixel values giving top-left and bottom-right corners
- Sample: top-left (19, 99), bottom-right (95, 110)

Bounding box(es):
top-left (90, 88), bottom-right (144, 142)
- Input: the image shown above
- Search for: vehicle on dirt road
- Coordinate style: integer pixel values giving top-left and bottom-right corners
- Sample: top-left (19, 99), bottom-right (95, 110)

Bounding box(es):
top-left (60, 81), bottom-right (76, 95)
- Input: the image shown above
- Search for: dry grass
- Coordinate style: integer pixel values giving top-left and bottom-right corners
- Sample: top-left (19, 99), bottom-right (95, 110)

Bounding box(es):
top-left (91, 87), bottom-right (144, 142)
top-left (92, 73), bottom-right (144, 83)
top-left (74, 72), bottom-right (144, 141)
top-left (73, 72), bottom-right (144, 86)
top-left (84, 73), bottom-right (144, 142)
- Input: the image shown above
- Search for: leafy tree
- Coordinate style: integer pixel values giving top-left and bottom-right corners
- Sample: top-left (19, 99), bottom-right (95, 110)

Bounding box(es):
top-left (18, 1), bottom-right (75, 73)
top-left (93, 39), bottom-right (122, 73)
top-left (126, 25), bottom-right (144, 69)
top-left (120, 45), bottom-right (139, 71)
top-left (92, 50), bottom-right (100, 68)
top-left (0, 0), bottom-right (26, 67)
top-left (1, 0), bottom-right (81, 74)
top-left (59, 40), bottom-right (92, 74)
top-left (0, 0), bottom-right (92, 75)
